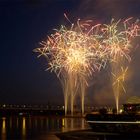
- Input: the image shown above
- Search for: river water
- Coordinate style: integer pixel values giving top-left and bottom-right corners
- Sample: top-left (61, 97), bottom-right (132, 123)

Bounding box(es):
top-left (0, 116), bottom-right (89, 140)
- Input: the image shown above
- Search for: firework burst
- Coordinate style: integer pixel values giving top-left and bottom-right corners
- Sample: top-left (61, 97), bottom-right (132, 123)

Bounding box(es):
top-left (102, 18), bottom-right (140, 62)
top-left (34, 18), bottom-right (106, 115)
top-left (103, 18), bottom-right (140, 113)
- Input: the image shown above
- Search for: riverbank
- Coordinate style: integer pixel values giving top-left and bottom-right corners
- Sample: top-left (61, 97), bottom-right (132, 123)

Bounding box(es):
top-left (56, 129), bottom-right (140, 140)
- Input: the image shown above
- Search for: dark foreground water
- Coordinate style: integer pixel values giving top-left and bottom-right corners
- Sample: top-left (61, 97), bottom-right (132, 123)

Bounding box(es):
top-left (0, 116), bottom-right (89, 140)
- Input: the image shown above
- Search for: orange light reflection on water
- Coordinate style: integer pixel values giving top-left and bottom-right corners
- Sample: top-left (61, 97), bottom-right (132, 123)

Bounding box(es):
top-left (1, 117), bottom-right (6, 140)
top-left (22, 117), bottom-right (26, 140)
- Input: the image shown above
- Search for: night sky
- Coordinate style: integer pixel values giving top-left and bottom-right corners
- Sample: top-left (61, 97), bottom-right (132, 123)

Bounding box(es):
top-left (1, 0), bottom-right (140, 106)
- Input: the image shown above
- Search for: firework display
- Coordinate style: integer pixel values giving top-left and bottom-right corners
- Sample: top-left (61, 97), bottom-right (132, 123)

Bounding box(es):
top-left (34, 17), bottom-right (140, 115)
top-left (112, 67), bottom-right (128, 113)
top-left (103, 18), bottom-right (140, 113)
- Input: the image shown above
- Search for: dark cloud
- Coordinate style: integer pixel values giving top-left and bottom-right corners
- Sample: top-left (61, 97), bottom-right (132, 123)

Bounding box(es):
top-left (76, 0), bottom-right (140, 20)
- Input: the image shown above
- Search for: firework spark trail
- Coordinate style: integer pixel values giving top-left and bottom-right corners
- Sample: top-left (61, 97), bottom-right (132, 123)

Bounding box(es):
top-left (112, 67), bottom-right (128, 93)
top-left (112, 67), bottom-right (128, 113)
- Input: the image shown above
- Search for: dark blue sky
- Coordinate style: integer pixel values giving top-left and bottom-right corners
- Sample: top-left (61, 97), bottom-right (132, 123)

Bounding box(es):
top-left (0, 0), bottom-right (140, 106)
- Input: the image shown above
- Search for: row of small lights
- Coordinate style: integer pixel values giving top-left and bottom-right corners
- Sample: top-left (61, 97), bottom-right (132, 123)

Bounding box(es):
top-left (0, 104), bottom-right (65, 109)
top-left (0, 104), bottom-right (122, 112)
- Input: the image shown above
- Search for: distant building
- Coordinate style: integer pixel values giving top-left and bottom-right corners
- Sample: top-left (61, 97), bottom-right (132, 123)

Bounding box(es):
top-left (123, 96), bottom-right (140, 114)
top-left (126, 96), bottom-right (140, 104)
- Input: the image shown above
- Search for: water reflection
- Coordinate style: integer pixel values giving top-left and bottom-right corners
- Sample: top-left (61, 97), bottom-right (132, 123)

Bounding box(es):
top-left (22, 117), bottom-right (26, 140)
top-left (9, 117), bottom-right (12, 129)
top-left (0, 116), bottom-right (89, 140)
top-left (61, 117), bottom-right (88, 132)
top-left (16, 117), bottom-right (19, 128)
top-left (1, 117), bottom-right (6, 140)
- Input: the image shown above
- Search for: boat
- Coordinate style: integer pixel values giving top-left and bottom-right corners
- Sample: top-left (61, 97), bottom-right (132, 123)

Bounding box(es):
top-left (85, 113), bottom-right (140, 133)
